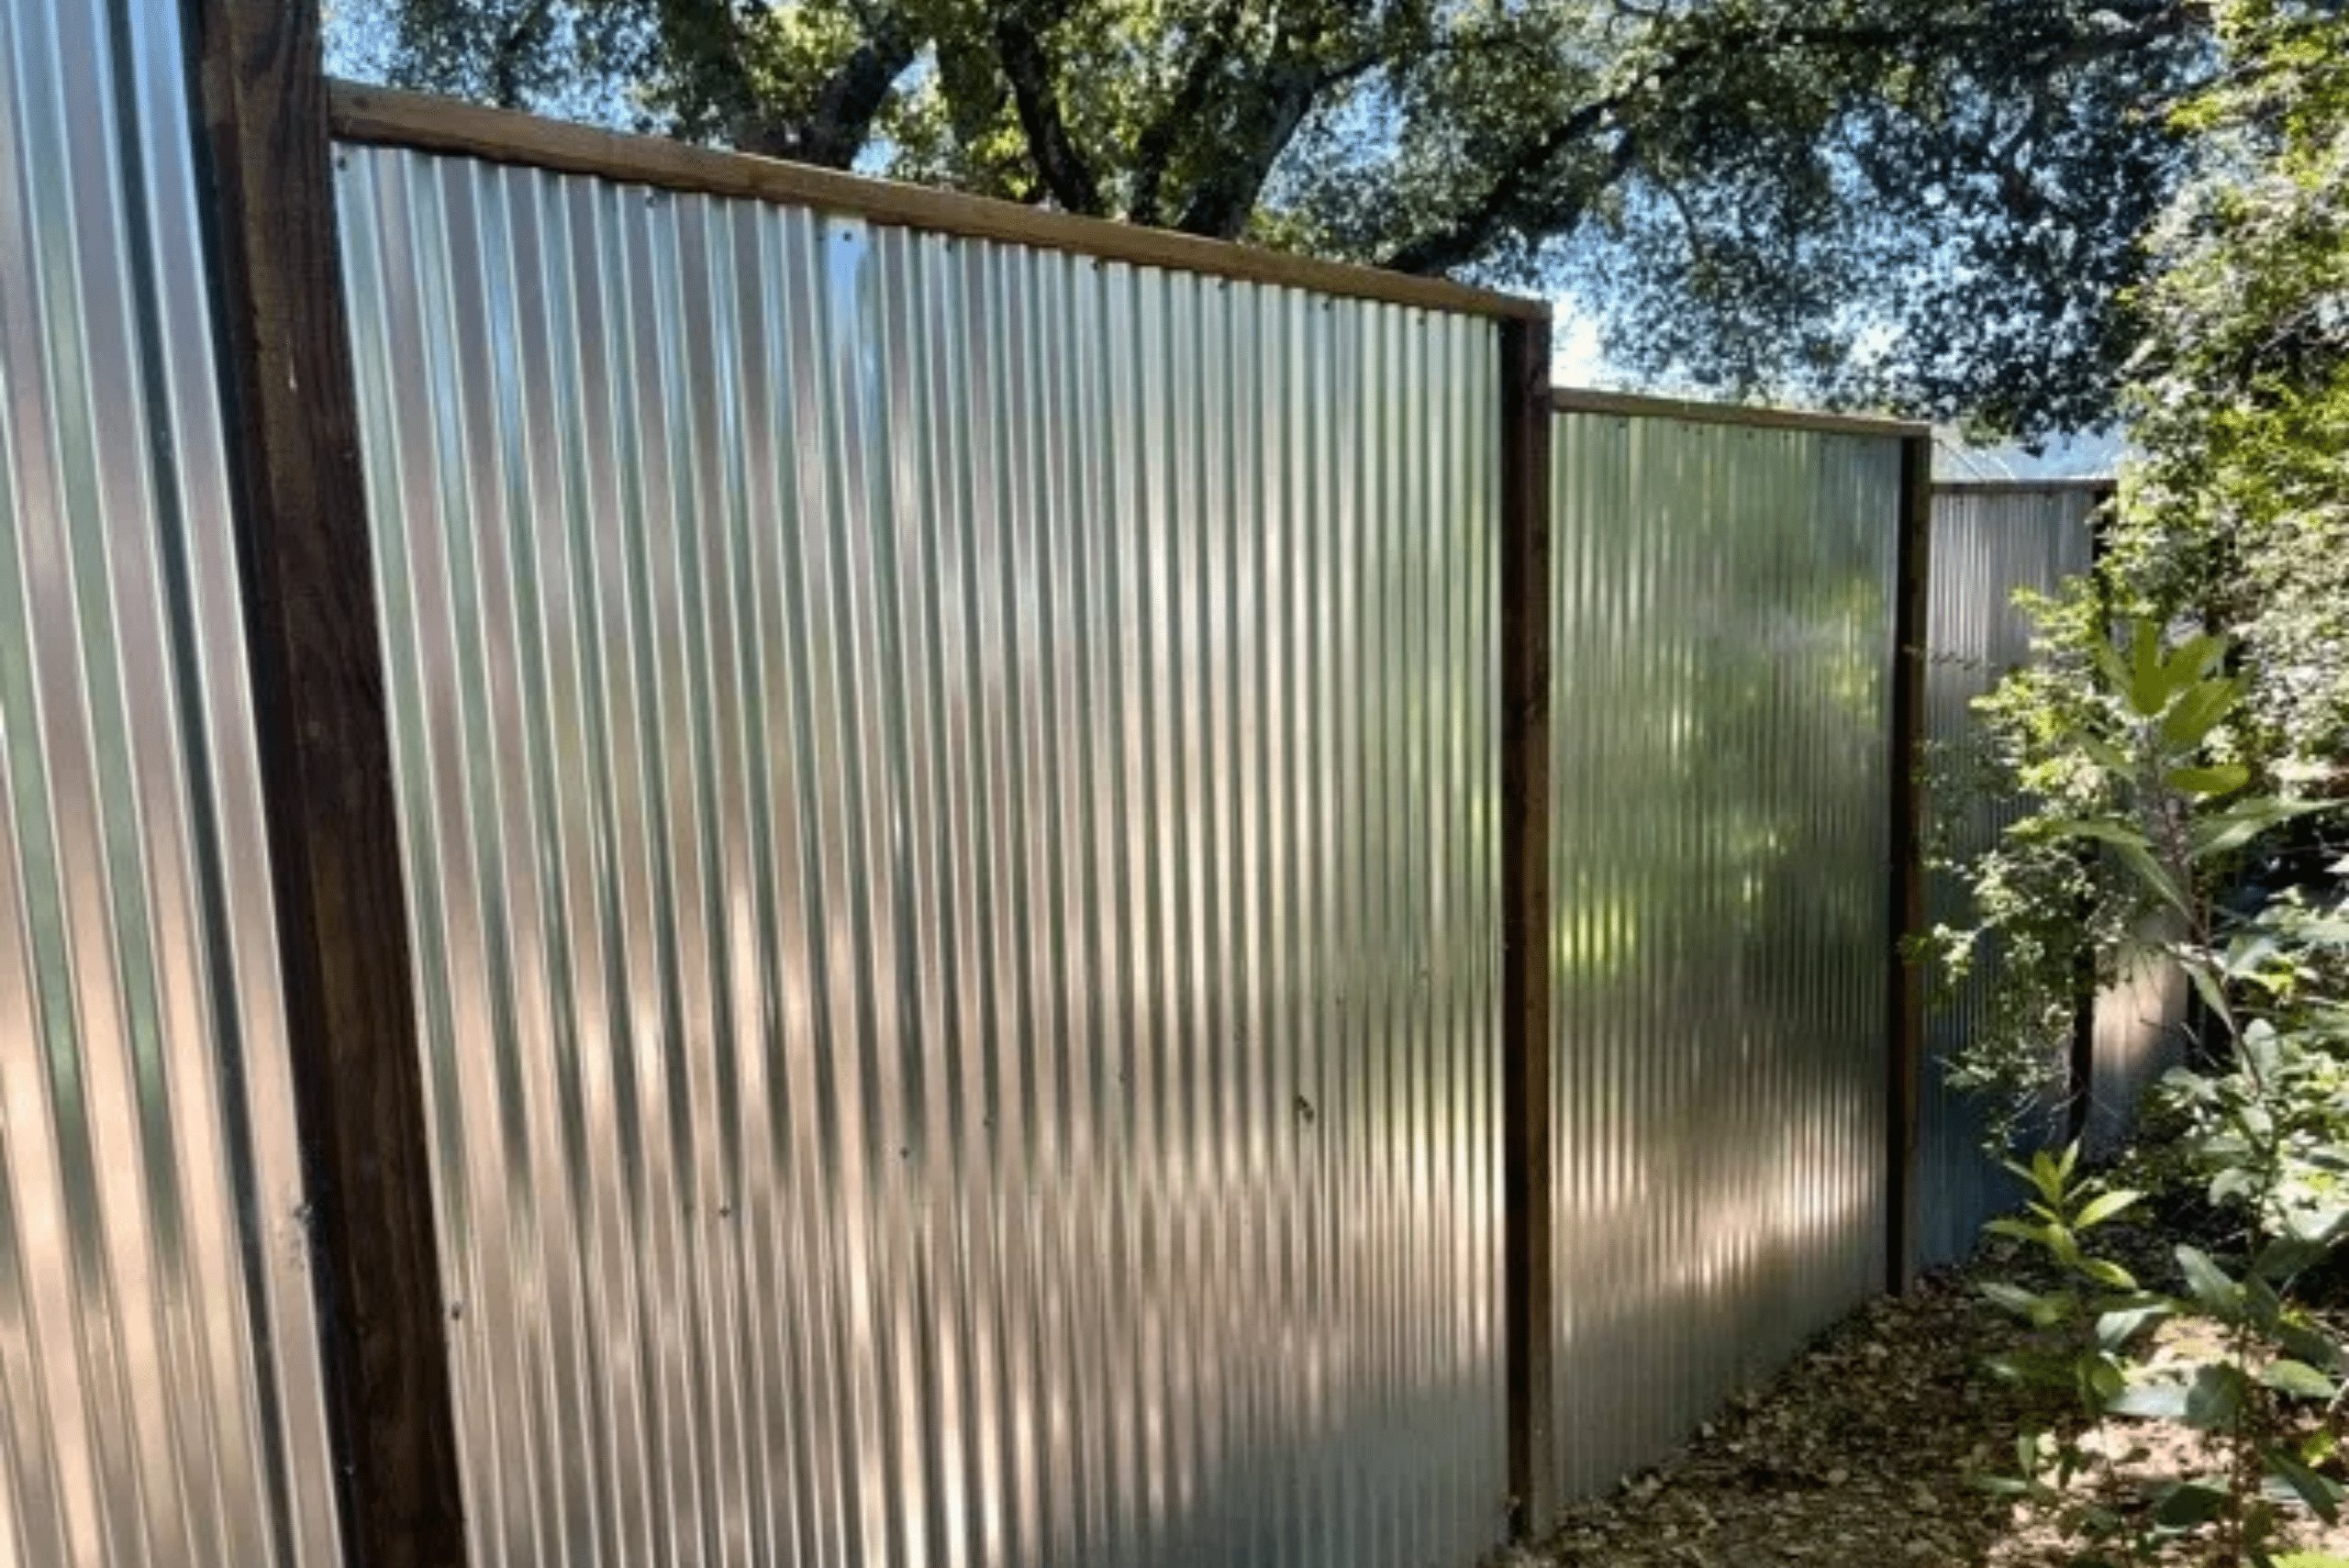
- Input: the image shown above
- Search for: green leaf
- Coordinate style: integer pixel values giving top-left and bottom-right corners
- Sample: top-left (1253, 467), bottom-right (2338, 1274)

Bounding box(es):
top-left (2127, 618), bottom-right (2166, 717)
top-left (2164, 632), bottom-right (2231, 686)
top-left (2188, 963), bottom-right (2237, 1038)
top-left (2097, 1300), bottom-right (2172, 1350)
top-left (2078, 1257), bottom-right (2140, 1291)
top-left (1985, 1218), bottom-right (2050, 1247)
top-left (2258, 1360), bottom-right (2337, 1400)
top-left (2074, 1189), bottom-right (2142, 1229)
top-left (2191, 798), bottom-right (2335, 862)
top-left (2185, 1362), bottom-right (2253, 1430)
top-left (2153, 1478), bottom-right (2232, 1528)
top-left (2178, 1246), bottom-right (2242, 1316)
top-left (2168, 762), bottom-right (2253, 796)
top-left (2274, 1321), bottom-right (2349, 1375)
top-left (1980, 1281), bottom-right (2047, 1318)
top-left (2265, 1449), bottom-right (2344, 1523)
top-left (2252, 1237), bottom-right (2331, 1282)
top-left (2160, 675), bottom-right (2244, 751)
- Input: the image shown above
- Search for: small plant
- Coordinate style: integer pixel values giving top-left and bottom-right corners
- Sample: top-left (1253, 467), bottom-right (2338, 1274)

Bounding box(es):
top-left (1954, 617), bottom-right (2348, 1564)
top-left (1973, 1144), bottom-right (2169, 1558)
top-left (1976, 1142), bottom-right (2349, 1565)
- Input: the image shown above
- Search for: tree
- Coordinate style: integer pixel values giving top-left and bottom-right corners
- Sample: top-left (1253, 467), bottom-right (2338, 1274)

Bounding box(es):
top-left (2116, 0), bottom-right (2349, 773)
top-left (335, 0), bottom-right (2231, 437)
top-left (1927, 0), bottom-right (2348, 1140)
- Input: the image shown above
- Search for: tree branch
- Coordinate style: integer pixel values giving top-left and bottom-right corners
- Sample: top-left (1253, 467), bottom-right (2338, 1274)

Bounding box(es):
top-left (733, 17), bottom-right (920, 169)
top-left (1378, 93), bottom-right (1635, 274)
top-left (485, 0), bottom-right (557, 107)
top-left (1128, 0), bottom-right (1250, 226)
top-left (995, 4), bottom-right (1107, 215)
top-left (1172, 57), bottom-right (1326, 238)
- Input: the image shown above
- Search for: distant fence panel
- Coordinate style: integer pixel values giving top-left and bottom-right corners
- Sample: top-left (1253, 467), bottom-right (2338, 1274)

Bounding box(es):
top-left (0, 1), bottom-right (344, 1564)
top-left (334, 141), bottom-right (1510, 1568)
top-left (1547, 401), bottom-right (1903, 1500)
top-left (1914, 484), bottom-right (2101, 1271)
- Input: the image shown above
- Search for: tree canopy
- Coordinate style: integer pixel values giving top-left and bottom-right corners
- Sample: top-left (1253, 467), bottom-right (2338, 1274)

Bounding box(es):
top-left (337, 0), bottom-right (2240, 436)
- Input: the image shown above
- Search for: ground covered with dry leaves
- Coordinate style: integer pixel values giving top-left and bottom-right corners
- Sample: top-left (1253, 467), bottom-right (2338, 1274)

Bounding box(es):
top-left (1523, 1217), bottom-right (2349, 1568)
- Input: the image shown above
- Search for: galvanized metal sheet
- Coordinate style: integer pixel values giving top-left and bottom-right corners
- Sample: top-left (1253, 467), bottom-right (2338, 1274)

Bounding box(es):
top-left (0, 2), bottom-right (345, 1565)
top-left (1914, 486), bottom-right (2099, 1268)
top-left (334, 143), bottom-right (1508, 1568)
top-left (1547, 409), bottom-right (1899, 1501)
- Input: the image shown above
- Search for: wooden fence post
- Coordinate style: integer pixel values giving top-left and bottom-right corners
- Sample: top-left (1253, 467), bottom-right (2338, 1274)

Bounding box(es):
top-left (1500, 316), bottom-right (1556, 1538)
top-left (187, 4), bottom-right (467, 1564)
top-left (1887, 434), bottom-right (1935, 1294)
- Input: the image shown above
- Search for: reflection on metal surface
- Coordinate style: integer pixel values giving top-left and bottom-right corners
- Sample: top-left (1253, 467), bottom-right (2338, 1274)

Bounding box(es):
top-left (335, 144), bottom-right (1508, 1568)
top-left (0, 1), bottom-right (345, 1564)
top-left (1915, 486), bottom-right (2099, 1267)
top-left (1548, 410), bottom-right (1898, 1502)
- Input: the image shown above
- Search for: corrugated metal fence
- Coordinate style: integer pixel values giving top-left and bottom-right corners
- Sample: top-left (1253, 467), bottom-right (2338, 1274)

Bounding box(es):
top-left (1548, 401), bottom-right (1902, 1497)
top-left (0, 1), bottom-right (344, 1563)
top-left (333, 142), bottom-right (1509, 1568)
top-left (1910, 483), bottom-right (2179, 1273)
top-left (1911, 484), bottom-right (2099, 1271)
top-left (2, 2), bottom-right (2173, 1559)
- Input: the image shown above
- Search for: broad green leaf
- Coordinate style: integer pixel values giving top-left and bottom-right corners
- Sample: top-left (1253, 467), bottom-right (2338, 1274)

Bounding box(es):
top-left (2168, 762), bottom-right (2253, 796)
top-left (1980, 1281), bottom-right (2046, 1318)
top-left (1985, 1218), bottom-right (2049, 1246)
top-left (2266, 1448), bottom-right (2345, 1523)
top-left (2273, 1320), bottom-right (2349, 1375)
top-left (2074, 1189), bottom-right (2142, 1229)
top-left (2178, 1246), bottom-right (2242, 1316)
top-left (2082, 736), bottom-right (2135, 775)
top-left (2127, 618), bottom-right (2165, 717)
top-left (2160, 675), bottom-right (2244, 751)
top-left (2097, 1300), bottom-right (2172, 1350)
top-left (2187, 963), bottom-right (2236, 1038)
top-left (2258, 1360), bottom-right (2337, 1400)
top-left (2087, 1356), bottom-right (2127, 1405)
top-left (2253, 1236), bottom-right (2331, 1282)
top-left (2185, 1362), bottom-right (2253, 1430)
top-left (2078, 1257), bottom-right (2139, 1291)
top-left (2164, 631), bottom-right (2231, 685)
top-left (2191, 798), bottom-right (2335, 861)
top-left (2153, 1478), bottom-right (2232, 1528)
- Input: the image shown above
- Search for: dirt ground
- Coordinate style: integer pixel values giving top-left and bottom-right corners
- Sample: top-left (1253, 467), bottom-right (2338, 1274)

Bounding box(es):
top-left (1519, 1220), bottom-right (2349, 1568)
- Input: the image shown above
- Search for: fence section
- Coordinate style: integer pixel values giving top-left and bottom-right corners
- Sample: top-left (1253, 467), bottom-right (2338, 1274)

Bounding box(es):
top-left (1546, 399), bottom-right (1904, 1500)
top-left (334, 139), bottom-right (1511, 1568)
top-left (1913, 484), bottom-right (2101, 1270)
top-left (0, 1), bottom-right (345, 1563)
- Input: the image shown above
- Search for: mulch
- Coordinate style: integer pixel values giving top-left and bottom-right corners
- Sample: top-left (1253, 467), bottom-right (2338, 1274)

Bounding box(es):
top-left (1514, 1218), bottom-right (2349, 1568)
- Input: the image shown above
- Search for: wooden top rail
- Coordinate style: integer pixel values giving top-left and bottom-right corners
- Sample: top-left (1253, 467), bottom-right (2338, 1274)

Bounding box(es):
top-left (328, 82), bottom-right (1551, 325)
top-left (1931, 478), bottom-right (2118, 495)
top-left (1552, 387), bottom-right (1927, 439)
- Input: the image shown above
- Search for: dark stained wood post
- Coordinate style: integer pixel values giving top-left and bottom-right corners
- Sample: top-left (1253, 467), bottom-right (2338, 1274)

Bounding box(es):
top-left (1500, 315), bottom-right (1556, 1538)
top-left (2066, 483), bottom-right (2122, 1144)
top-left (187, 4), bottom-right (467, 1565)
top-left (1886, 434), bottom-right (1936, 1294)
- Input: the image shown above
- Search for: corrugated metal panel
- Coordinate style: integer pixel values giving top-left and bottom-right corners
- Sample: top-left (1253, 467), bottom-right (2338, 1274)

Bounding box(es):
top-left (1547, 410), bottom-right (1898, 1501)
top-left (333, 144), bottom-right (1508, 1568)
top-left (1914, 487), bottom-right (2099, 1268)
top-left (0, 2), bottom-right (345, 1565)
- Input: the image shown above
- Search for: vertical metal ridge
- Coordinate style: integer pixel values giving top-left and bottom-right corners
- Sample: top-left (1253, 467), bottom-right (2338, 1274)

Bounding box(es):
top-left (1547, 409), bottom-right (1900, 1504)
top-left (336, 143), bottom-right (1508, 1568)
top-left (1, 1), bottom-right (342, 1564)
